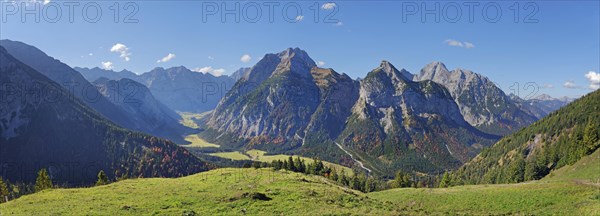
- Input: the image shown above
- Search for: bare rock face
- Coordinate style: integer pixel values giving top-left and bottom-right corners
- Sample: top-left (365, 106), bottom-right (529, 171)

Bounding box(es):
top-left (207, 48), bottom-right (321, 142)
top-left (414, 62), bottom-right (538, 135)
top-left (338, 61), bottom-right (495, 173)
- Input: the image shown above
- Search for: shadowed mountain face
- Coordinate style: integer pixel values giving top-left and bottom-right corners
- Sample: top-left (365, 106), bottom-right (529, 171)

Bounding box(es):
top-left (0, 40), bottom-right (136, 133)
top-left (0, 40), bottom-right (195, 142)
top-left (0, 46), bottom-right (212, 185)
top-left (92, 78), bottom-right (192, 143)
top-left (414, 62), bottom-right (538, 136)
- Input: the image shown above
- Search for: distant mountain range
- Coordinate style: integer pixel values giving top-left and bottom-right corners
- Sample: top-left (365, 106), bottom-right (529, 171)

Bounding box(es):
top-left (511, 93), bottom-right (574, 119)
top-left (0, 46), bottom-right (211, 185)
top-left (75, 66), bottom-right (238, 113)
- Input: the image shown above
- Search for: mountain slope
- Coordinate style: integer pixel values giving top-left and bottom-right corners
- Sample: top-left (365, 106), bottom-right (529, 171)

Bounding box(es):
top-left (0, 46), bottom-right (211, 185)
top-left (337, 61), bottom-right (497, 174)
top-left (0, 40), bottom-right (191, 142)
top-left (452, 89), bottom-right (600, 185)
top-left (229, 67), bottom-right (251, 81)
top-left (92, 78), bottom-right (192, 143)
top-left (414, 62), bottom-right (538, 135)
top-left (206, 48), bottom-right (321, 143)
top-left (0, 40), bottom-right (137, 133)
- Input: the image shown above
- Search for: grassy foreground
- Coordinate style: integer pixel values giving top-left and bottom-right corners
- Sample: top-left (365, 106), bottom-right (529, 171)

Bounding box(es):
top-left (1, 152), bottom-right (599, 215)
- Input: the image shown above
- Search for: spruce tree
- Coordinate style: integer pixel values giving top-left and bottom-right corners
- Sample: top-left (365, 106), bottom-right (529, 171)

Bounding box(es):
top-left (439, 172), bottom-right (451, 188)
top-left (330, 168), bottom-right (339, 181)
top-left (583, 120), bottom-right (599, 153)
top-left (96, 170), bottom-right (110, 186)
top-left (35, 169), bottom-right (53, 192)
top-left (287, 156), bottom-right (296, 172)
top-left (0, 177), bottom-right (9, 203)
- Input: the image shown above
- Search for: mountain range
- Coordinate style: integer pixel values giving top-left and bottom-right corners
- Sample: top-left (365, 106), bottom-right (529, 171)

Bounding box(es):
top-left (0, 46), bottom-right (211, 185)
top-left (0, 41), bottom-right (577, 179)
top-left (0, 40), bottom-right (189, 143)
top-left (75, 66), bottom-right (237, 113)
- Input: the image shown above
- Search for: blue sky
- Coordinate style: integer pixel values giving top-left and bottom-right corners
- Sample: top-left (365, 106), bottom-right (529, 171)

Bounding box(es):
top-left (1, 1), bottom-right (598, 98)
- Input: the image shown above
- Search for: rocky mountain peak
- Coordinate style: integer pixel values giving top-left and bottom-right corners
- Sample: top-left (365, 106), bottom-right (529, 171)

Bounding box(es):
top-left (533, 94), bottom-right (554, 101)
top-left (419, 61), bottom-right (451, 80)
top-left (373, 60), bottom-right (412, 82)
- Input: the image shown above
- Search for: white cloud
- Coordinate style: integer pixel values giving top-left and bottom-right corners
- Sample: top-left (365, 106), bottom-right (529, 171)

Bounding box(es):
top-left (321, 3), bottom-right (336, 10)
top-left (193, 66), bottom-right (213, 73)
top-left (444, 39), bottom-right (475, 49)
top-left (101, 61), bottom-right (113, 70)
top-left (317, 61), bottom-right (326, 66)
top-left (157, 53), bottom-right (176, 63)
top-left (208, 56), bottom-right (214, 60)
top-left (212, 68), bottom-right (226, 76)
top-left (240, 54), bottom-right (251, 63)
top-left (563, 80), bottom-right (580, 89)
top-left (542, 84), bottom-right (555, 89)
top-left (334, 21), bottom-right (344, 26)
top-left (585, 71), bottom-right (600, 90)
top-left (295, 15), bottom-right (304, 22)
top-left (88, 53), bottom-right (93, 56)
top-left (110, 43), bottom-right (131, 61)
top-left (463, 42), bottom-right (475, 49)
top-left (192, 66), bottom-right (225, 76)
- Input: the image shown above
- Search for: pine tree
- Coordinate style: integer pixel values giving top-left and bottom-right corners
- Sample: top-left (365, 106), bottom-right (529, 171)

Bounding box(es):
top-left (0, 177), bottom-right (9, 203)
top-left (252, 161), bottom-right (262, 169)
top-left (272, 160), bottom-right (281, 170)
top-left (508, 156), bottom-right (525, 183)
top-left (283, 160), bottom-right (288, 171)
top-left (583, 120), bottom-right (599, 153)
top-left (350, 174), bottom-right (361, 191)
top-left (364, 176), bottom-right (375, 193)
top-left (35, 169), bottom-right (53, 192)
top-left (338, 169), bottom-right (348, 186)
top-left (287, 156), bottom-right (296, 172)
top-left (439, 172), bottom-right (451, 188)
top-left (96, 170), bottom-right (110, 186)
top-left (294, 157), bottom-right (305, 173)
top-left (330, 168), bottom-right (339, 181)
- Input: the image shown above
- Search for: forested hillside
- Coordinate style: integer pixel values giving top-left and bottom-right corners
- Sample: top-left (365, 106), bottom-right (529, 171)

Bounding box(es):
top-left (448, 90), bottom-right (600, 185)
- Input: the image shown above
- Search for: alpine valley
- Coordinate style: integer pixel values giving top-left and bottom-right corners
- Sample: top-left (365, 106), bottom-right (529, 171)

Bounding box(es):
top-left (0, 41), bottom-right (596, 215)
